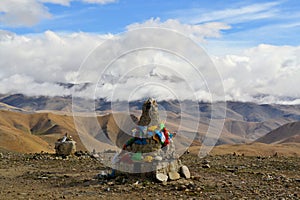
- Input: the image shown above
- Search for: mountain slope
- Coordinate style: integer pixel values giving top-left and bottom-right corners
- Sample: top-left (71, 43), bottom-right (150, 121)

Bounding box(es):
top-left (0, 94), bottom-right (72, 111)
top-left (205, 142), bottom-right (300, 156)
top-left (0, 110), bottom-right (153, 153)
top-left (0, 110), bottom-right (240, 153)
top-left (2, 94), bottom-right (300, 143)
top-left (0, 110), bottom-right (97, 153)
top-left (0, 102), bottom-right (28, 113)
top-left (222, 118), bottom-right (292, 141)
top-left (2, 94), bottom-right (300, 122)
top-left (1, 96), bottom-right (300, 153)
top-left (0, 110), bottom-right (53, 153)
top-left (256, 121), bottom-right (300, 144)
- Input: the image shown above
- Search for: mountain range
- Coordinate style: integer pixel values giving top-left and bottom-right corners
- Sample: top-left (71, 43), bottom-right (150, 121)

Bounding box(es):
top-left (0, 93), bottom-right (299, 154)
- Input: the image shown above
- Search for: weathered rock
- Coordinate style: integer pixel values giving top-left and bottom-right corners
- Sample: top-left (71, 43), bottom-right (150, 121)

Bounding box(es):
top-left (143, 156), bottom-right (153, 163)
top-left (227, 168), bottom-right (237, 173)
top-left (168, 171), bottom-right (180, 180)
top-left (154, 156), bottom-right (163, 161)
top-left (180, 165), bottom-right (190, 179)
top-left (156, 173), bottom-right (168, 182)
top-left (55, 141), bottom-right (76, 156)
top-left (91, 154), bottom-right (100, 159)
top-left (202, 160), bottom-right (210, 165)
top-left (169, 160), bottom-right (178, 172)
top-left (202, 164), bottom-right (211, 168)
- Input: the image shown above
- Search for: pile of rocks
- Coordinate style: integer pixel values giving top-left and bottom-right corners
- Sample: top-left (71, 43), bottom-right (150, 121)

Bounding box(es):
top-left (55, 133), bottom-right (76, 156)
top-left (111, 98), bottom-right (190, 182)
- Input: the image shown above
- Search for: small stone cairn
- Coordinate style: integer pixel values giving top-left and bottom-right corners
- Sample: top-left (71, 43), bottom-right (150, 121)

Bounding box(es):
top-left (112, 98), bottom-right (190, 181)
top-left (55, 133), bottom-right (76, 156)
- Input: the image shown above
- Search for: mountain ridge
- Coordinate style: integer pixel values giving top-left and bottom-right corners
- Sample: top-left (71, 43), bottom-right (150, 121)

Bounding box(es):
top-left (1, 94), bottom-right (300, 121)
top-left (256, 121), bottom-right (300, 144)
top-left (0, 94), bottom-right (300, 154)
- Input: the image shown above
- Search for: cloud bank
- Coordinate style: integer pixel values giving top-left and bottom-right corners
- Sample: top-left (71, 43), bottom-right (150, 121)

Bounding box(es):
top-left (0, 19), bottom-right (299, 104)
top-left (214, 44), bottom-right (300, 104)
top-left (127, 18), bottom-right (230, 43)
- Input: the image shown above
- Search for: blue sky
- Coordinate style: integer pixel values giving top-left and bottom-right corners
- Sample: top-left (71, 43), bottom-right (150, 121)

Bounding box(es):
top-left (1, 0), bottom-right (300, 46)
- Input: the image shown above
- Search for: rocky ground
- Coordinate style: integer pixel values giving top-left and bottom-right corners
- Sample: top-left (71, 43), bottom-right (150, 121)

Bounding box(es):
top-left (0, 150), bottom-right (299, 200)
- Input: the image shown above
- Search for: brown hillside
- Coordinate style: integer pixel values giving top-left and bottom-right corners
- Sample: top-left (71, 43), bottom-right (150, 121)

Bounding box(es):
top-left (0, 110), bottom-right (202, 154)
top-left (0, 110), bottom-right (99, 153)
top-left (1, 109), bottom-right (300, 155)
top-left (0, 102), bottom-right (27, 112)
top-left (0, 110), bottom-right (126, 153)
top-left (0, 110), bottom-right (53, 153)
top-left (189, 142), bottom-right (300, 157)
top-left (221, 118), bottom-right (292, 144)
top-left (256, 121), bottom-right (300, 144)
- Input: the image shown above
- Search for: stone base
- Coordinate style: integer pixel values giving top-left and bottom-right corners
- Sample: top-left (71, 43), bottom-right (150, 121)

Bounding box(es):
top-left (114, 123), bottom-right (190, 181)
top-left (114, 158), bottom-right (190, 182)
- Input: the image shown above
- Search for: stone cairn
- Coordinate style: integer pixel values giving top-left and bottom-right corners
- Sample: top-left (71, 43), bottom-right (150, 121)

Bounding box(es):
top-left (55, 133), bottom-right (76, 156)
top-left (112, 98), bottom-right (190, 182)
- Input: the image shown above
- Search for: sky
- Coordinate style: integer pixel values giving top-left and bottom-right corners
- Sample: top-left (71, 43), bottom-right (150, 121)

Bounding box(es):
top-left (0, 0), bottom-right (300, 104)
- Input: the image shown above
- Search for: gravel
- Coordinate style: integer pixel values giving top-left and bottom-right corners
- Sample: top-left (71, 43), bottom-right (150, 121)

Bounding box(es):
top-left (0, 151), bottom-right (299, 199)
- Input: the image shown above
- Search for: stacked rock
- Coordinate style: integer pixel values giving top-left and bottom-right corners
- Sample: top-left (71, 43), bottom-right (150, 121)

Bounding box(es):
top-left (113, 98), bottom-right (190, 181)
top-left (55, 133), bottom-right (76, 156)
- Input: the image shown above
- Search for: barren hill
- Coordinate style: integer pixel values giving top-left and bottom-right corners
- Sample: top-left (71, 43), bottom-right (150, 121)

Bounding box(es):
top-left (0, 110), bottom-right (77, 153)
top-left (1, 94), bottom-right (300, 144)
top-left (209, 142), bottom-right (300, 156)
top-left (0, 110), bottom-right (127, 153)
top-left (221, 118), bottom-right (291, 142)
top-left (0, 94), bottom-right (72, 111)
top-left (256, 121), bottom-right (300, 144)
top-left (0, 102), bottom-right (28, 113)
top-left (1, 96), bottom-right (300, 154)
top-left (2, 94), bottom-right (300, 121)
top-left (0, 110), bottom-right (199, 153)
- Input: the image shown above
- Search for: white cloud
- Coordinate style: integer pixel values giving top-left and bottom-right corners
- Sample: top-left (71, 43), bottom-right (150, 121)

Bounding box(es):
top-left (127, 18), bottom-right (230, 43)
top-left (0, 19), bottom-right (229, 101)
top-left (176, 1), bottom-right (281, 24)
top-left (0, 30), bottom-right (112, 96)
top-left (0, 0), bottom-right (51, 27)
top-left (0, 19), bottom-right (299, 104)
top-left (39, 0), bottom-right (71, 6)
top-left (213, 44), bottom-right (300, 103)
top-left (0, 0), bottom-right (117, 27)
top-left (0, 74), bottom-right (71, 96)
top-left (39, 0), bottom-right (117, 5)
